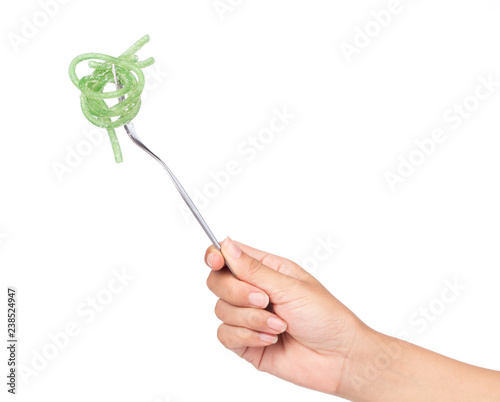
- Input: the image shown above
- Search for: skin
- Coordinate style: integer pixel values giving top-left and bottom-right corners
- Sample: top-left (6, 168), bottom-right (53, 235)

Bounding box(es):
top-left (205, 238), bottom-right (500, 401)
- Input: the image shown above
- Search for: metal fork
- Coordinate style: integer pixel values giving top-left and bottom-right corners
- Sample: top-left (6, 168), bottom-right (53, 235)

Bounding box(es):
top-left (112, 65), bottom-right (238, 278)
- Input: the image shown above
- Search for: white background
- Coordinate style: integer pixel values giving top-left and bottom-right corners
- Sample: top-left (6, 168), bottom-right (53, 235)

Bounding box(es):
top-left (1, 0), bottom-right (500, 401)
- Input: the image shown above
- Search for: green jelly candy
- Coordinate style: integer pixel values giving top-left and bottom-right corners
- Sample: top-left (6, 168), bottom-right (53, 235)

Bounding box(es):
top-left (68, 35), bottom-right (155, 163)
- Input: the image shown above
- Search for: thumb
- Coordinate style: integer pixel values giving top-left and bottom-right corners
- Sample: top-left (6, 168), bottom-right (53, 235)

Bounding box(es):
top-left (221, 237), bottom-right (298, 299)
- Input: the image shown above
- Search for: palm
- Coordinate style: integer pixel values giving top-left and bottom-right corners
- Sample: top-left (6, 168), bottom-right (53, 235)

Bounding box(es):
top-left (236, 334), bottom-right (344, 393)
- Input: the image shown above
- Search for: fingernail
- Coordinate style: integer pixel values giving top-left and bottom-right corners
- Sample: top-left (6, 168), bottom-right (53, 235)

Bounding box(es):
top-left (207, 254), bottom-right (213, 268)
top-left (249, 292), bottom-right (269, 308)
top-left (259, 333), bottom-right (278, 344)
top-left (267, 316), bottom-right (287, 333)
top-left (224, 237), bottom-right (242, 259)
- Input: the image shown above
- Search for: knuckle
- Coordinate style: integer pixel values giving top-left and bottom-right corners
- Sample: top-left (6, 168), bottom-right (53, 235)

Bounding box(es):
top-left (242, 328), bottom-right (254, 343)
top-left (228, 281), bottom-right (242, 303)
top-left (247, 309), bottom-right (262, 328)
top-left (247, 258), bottom-right (263, 278)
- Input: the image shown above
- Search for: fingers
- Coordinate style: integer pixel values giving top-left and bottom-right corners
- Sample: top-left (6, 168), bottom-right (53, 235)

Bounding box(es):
top-left (205, 240), bottom-right (298, 352)
top-left (217, 323), bottom-right (279, 349)
top-left (207, 267), bottom-right (270, 308)
top-left (205, 240), bottom-right (309, 281)
top-left (215, 299), bottom-right (287, 335)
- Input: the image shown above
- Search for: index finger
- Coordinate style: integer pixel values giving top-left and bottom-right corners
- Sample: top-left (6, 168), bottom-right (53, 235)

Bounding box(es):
top-left (204, 245), bottom-right (225, 271)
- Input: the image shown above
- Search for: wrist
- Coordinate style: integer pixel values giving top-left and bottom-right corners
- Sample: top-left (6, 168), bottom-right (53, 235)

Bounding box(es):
top-left (336, 327), bottom-right (500, 402)
top-left (336, 326), bottom-right (404, 401)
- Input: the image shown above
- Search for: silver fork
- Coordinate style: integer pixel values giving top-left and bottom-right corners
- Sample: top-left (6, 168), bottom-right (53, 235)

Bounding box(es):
top-left (112, 65), bottom-right (238, 278)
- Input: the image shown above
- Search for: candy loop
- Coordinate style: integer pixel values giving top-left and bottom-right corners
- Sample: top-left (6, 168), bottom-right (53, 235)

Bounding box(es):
top-left (68, 35), bottom-right (155, 163)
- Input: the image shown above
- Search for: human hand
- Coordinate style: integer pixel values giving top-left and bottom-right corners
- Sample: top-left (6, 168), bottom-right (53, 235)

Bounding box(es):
top-left (206, 239), bottom-right (500, 401)
top-left (205, 237), bottom-right (368, 395)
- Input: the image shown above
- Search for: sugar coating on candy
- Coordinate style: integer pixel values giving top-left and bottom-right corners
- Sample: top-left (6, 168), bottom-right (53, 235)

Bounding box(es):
top-left (68, 35), bottom-right (155, 163)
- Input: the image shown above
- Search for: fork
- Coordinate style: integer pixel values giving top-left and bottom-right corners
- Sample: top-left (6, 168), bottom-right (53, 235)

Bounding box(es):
top-left (112, 65), bottom-right (237, 278)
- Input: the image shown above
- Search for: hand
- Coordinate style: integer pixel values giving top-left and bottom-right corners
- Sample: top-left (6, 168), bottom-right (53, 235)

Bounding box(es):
top-left (205, 237), bottom-right (367, 395)
top-left (205, 239), bottom-right (500, 401)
